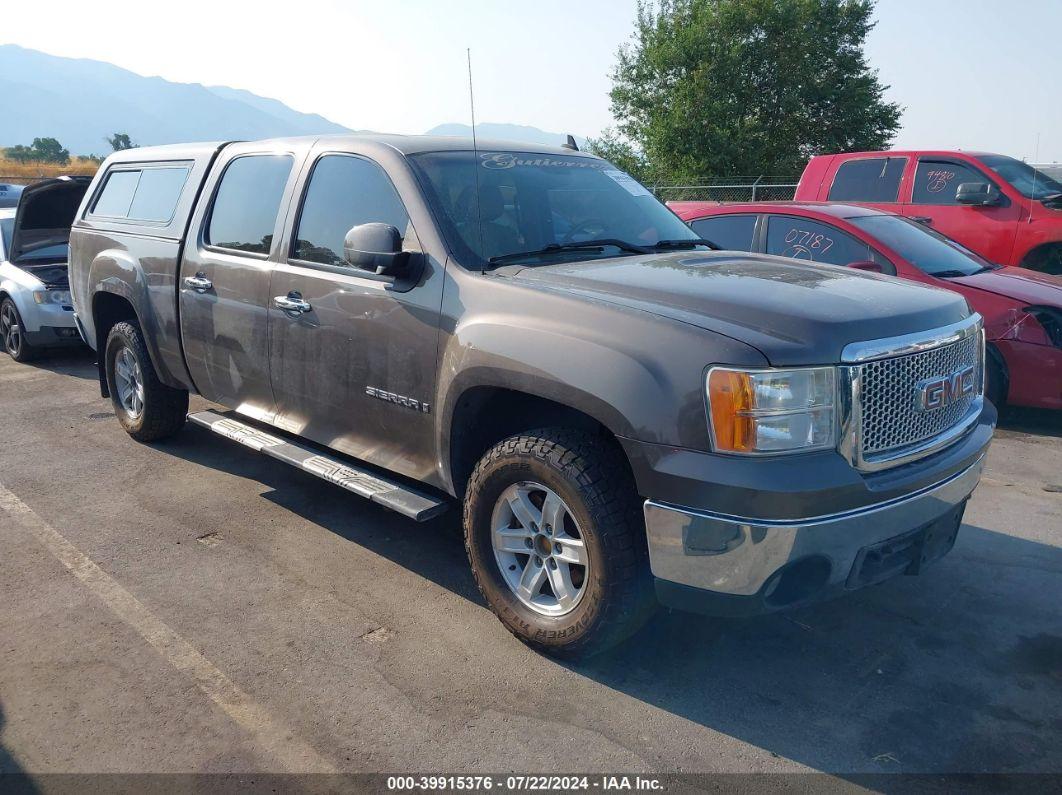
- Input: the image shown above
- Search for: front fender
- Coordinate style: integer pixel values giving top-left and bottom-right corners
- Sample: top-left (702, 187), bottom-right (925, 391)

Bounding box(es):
top-left (436, 291), bottom-right (767, 490)
top-left (0, 269), bottom-right (44, 333)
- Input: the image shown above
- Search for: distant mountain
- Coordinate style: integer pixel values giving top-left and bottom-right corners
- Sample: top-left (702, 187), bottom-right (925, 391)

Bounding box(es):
top-left (425, 123), bottom-right (588, 149)
top-left (0, 45), bottom-right (353, 154)
top-left (0, 45), bottom-right (590, 156)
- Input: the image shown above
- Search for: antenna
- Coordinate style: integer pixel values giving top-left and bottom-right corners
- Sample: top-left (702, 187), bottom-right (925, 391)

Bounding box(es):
top-left (562, 134), bottom-right (579, 152)
top-left (467, 48), bottom-right (487, 266)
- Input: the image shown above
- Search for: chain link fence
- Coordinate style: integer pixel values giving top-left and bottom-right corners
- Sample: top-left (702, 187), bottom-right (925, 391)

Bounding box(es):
top-left (652, 177), bottom-right (799, 203)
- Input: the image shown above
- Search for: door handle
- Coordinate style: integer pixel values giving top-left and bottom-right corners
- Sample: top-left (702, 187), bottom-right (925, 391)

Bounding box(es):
top-left (183, 274), bottom-right (213, 292)
top-left (273, 292), bottom-right (312, 315)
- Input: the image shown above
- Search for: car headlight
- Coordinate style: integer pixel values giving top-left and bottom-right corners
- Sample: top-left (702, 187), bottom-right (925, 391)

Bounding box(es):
top-left (33, 290), bottom-right (71, 305)
top-left (706, 366), bottom-right (837, 454)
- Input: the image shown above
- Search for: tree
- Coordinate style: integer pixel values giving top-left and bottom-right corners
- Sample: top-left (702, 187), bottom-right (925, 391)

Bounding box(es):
top-left (586, 128), bottom-right (657, 185)
top-left (608, 0), bottom-right (902, 183)
top-left (3, 145), bottom-right (34, 163)
top-left (2, 138), bottom-right (70, 165)
top-left (106, 133), bottom-right (137, 151)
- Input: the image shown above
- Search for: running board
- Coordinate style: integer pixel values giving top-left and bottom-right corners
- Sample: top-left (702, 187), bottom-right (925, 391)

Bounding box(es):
top-left (187, 410), bottom-right (449, 522)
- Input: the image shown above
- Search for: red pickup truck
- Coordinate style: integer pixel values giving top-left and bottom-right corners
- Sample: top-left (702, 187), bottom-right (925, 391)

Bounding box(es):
top-left (795, 151), bottom-right (1062, 275)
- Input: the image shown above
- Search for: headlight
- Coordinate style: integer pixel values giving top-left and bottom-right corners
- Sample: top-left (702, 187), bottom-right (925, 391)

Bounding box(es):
top-left (33, 290), bottom-right (71, 305)
top-left (706, 366), bottom-right (837, 454)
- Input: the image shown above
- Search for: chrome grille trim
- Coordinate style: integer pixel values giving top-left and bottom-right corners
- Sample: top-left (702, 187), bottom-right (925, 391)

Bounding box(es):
top-left (840, 314), bottom-right (984, 472)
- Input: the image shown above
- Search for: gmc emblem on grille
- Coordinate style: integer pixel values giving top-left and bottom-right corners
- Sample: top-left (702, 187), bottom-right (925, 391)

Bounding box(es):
top-left (914, 365), bottom-right (976, 412)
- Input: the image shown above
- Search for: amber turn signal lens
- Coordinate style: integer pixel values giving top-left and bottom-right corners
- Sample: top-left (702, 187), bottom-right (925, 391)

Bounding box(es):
top-left (707, 369), bottom-right (755, 452)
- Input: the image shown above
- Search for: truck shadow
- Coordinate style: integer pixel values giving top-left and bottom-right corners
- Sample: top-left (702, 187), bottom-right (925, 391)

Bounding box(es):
top-left (158, 426), bottom-right (1061, 774)
top-left (573, 522), bottom-right (1062, 774)
top-left (161, 423), bottom-right (484, 605)
top-left (1, 347), bottom-right (96, 381)
top-left (0, 701), bottom-right (39, 792)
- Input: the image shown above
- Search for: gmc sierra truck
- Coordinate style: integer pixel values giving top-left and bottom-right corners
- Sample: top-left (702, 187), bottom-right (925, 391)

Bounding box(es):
top-left (70, 136), bottom-right (994, 657)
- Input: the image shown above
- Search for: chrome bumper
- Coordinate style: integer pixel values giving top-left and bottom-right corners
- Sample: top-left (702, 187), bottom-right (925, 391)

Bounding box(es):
top-left (644, 455), bottom-right (985, 599)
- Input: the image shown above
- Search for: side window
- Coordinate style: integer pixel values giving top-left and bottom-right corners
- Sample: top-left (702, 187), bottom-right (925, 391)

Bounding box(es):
top-left (690, 215), bottom-right (757, 251)
top-left (912, 160), bottom-right (990, 205)
top-left (91, 170), bottom-right (141, 217)
top-left (207, 155), bottom-right (293, 255)
top-left (127, 167), bottom-right (190, 222)
top-left (89, 165), bottom-right (191, 222)
top-left (765, 216), bottom-right (873, 267)
top-left (293, 155), bottom-right (410, 266)
top-left (828, 158), bottom-right (906, 202)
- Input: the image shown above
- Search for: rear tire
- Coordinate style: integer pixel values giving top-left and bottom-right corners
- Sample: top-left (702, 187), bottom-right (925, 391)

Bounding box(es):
top-left (1, 298), bottom-right (40, 363)
top-left (463, 428), bottom-right (656, 659)
top-left (1023, 245), bottom-right (1062, 276)
top-left (105, 320), bottom-right (188, 442)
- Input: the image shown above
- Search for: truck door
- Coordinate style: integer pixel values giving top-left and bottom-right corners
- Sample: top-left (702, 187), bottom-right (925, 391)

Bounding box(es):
top-left (902, 157), bottom-right (1024, 265)
top-left (266, 151), bottom-right (443, 484)
top-left (178, 143), bottom-right (306, 420)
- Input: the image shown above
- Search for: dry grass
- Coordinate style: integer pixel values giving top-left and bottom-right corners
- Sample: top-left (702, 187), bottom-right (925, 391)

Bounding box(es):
top-left (0, 157), bottom-right (100, 185)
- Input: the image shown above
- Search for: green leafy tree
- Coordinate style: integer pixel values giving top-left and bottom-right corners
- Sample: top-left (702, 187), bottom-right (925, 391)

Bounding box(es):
top-left (106, 133), bottom-right (137, 151)
top-left (3, 144), bottom-right (34, 163)
top-left (586, 128), bottom-right (657, 185)
top-left (608, 0), bottom-right (902, 182)
top-left (28, 137), bottom-right (71, 165)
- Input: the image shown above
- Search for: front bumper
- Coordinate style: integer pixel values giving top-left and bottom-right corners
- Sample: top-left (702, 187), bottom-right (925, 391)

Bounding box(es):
top-left (646, 456), bottom-right (982, 616)
top-left (628, 402), bottom-right (995, 617)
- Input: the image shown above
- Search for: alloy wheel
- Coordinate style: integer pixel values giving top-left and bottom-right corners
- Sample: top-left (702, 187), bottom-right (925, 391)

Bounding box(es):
top-left (491, 481), bottom-right (589, 616)
top-left (114, 346), bottom-right (145, 419)
top-left (1, 303), bottom-right (22, 356)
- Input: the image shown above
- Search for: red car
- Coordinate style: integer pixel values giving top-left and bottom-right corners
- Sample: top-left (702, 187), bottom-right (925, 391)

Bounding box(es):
top-left (794, 150), bottom-right (1062, 275)
top-left (670, 201), bottom-right (1062, 411)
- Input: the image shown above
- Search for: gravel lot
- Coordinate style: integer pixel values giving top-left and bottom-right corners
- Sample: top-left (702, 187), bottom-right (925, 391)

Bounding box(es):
top-left (1, 348), bottom-right (1060, 778)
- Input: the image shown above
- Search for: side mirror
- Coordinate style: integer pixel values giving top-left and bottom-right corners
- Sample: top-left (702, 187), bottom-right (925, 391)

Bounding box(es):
top-left (956, 182), bottom-right (1000, 207)
top-left (343, 223), bottom-right (407, 275)
top-left (847, 260), bottom-right (883, 273)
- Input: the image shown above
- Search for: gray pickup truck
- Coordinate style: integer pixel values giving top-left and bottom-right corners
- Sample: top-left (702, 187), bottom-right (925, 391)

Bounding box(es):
top-left (69, 136), bottom-right (994, 657)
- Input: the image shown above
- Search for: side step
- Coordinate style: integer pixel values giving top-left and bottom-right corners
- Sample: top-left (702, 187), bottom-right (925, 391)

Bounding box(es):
top-left (187, 410), bottom-right (449, 522)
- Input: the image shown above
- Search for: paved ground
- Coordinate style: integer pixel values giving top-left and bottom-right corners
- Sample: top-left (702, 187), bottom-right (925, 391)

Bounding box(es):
top-left (1, 348), bottom-right (1060, 778)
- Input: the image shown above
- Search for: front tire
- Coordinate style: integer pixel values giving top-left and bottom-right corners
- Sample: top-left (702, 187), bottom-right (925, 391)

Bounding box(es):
top-left (985, 346), bottom-right (1007, 409)
top-left (464, 428), bottom-right (655, 658)
top-left (105, 320), bottom-right (188, 442)
top-left (1, 298), bottom-right (39, 363)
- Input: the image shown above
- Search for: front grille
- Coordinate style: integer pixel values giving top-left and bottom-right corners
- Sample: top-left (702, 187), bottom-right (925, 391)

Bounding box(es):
top-left (857, 332), bottom-right (981, 459)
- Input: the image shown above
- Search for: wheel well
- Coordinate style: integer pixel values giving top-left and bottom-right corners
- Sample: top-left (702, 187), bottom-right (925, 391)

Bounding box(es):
top-left (986, 342), bottom-right (1009, 406)
top-left (91, 293), bottom-right (138, 397)
top-left (448, 387), bottom-right (629, 498)
top-left (1021, 243), bottom-right (1062, 275)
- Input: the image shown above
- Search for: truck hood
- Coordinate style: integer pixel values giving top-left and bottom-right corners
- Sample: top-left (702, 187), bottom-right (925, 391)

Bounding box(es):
top-left (9, 176), bottom-right (91, 263)
top-left (508, 251), bottom-right (971, 365)
top-left (947, 267), bottom-right (1062, 308)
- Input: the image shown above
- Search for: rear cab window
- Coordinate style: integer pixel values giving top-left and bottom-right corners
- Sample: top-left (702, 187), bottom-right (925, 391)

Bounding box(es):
top-left (206, 155), bottom-right (294, 256)
top-left (828, 157), bottom-right (906, 202)
top-left (689, 215), bottom-right (757, 251)
top-left (89, 164), bottom-right (192, 222)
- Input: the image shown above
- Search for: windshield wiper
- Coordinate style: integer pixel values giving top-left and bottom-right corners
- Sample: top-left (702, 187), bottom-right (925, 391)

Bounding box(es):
top-left (650, 238), bottom-right (720, 251)
top-left (930, 269), bottom-right (977, 278)
top-left (486, 239), bottom-right (651, 268)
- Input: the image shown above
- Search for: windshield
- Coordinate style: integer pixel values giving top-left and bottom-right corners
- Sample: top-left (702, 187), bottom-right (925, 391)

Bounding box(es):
top-left (977, 155), bottom-right (1062, 201)
top-left (849, 214), bottom-right (992, 277)
top-left (407, 151), bottom-right (698, 267)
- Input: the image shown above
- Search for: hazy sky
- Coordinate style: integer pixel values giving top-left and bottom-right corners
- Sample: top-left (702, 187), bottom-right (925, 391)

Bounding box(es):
top-left (2, 0), bottom-right (1059, 162)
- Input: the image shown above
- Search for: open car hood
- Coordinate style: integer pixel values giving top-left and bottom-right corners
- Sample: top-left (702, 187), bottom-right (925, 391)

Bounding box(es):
top-left (9, 176), bottom-right (91, 263)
